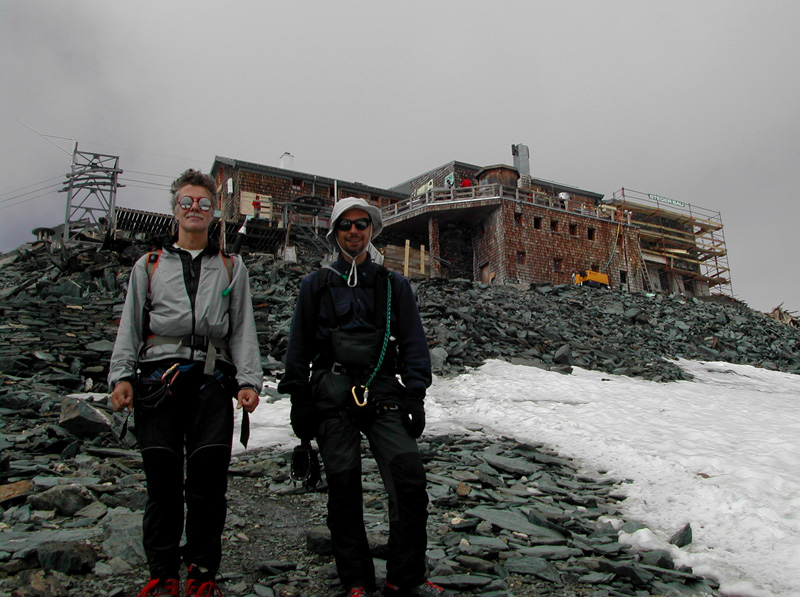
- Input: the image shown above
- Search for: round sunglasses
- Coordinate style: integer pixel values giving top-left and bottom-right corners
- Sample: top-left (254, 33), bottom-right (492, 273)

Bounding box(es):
top-left (178, 196), bottom-right (213, 211)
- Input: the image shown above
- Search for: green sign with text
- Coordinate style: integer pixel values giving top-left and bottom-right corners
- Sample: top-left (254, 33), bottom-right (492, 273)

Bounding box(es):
top-left (648, 194), bottom-right (686, 208)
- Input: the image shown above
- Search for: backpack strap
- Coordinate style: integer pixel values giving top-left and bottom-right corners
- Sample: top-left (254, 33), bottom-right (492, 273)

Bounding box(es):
top-left (145, 249), bottom-right (162, 295)
top-left (316, 267), bottom-right (337, 329)
top-left (219, 251), bottom-right (235, 296)
top-left (142, 249), bottom-right (162, 338)
top-left (220, 252), bottom-right (234, 284)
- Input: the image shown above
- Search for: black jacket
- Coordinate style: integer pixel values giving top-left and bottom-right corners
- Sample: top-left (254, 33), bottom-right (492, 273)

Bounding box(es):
top-left (278, 254), bottom-right (431, 401)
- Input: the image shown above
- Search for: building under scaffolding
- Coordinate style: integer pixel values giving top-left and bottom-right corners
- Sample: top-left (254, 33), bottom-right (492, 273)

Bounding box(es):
top-left (605, 188), bottom-right (731, 297)
top-left (57, 147), bottom-right (730, 300)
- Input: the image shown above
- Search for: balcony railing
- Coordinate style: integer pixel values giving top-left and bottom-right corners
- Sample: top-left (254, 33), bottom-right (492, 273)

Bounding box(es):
top-left (382, 183), bottom-right (621, 222)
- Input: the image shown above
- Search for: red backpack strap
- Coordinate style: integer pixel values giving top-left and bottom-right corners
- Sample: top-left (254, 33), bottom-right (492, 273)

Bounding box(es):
top-left (220, 252), bottom-right (234, 284)
top-left (219, 251), bottom-right (235, 297)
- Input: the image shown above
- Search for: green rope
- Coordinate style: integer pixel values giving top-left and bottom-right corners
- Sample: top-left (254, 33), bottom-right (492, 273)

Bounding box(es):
top-left (365, 273), bottom-right (392, 390)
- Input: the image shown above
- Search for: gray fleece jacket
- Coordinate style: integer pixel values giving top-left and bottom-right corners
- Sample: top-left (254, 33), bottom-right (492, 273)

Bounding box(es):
top-left (108, 245), bottom-right (263, 391)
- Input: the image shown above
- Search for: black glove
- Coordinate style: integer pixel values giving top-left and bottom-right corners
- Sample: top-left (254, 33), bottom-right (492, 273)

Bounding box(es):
top-left (290, 396), bottom-right (318, 441)
top-left (403, 397), bottom-right (426, 438)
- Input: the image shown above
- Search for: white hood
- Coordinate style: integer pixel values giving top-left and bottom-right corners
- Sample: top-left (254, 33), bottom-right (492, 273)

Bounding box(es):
top-left (325, 197), bottom-right (384, 248)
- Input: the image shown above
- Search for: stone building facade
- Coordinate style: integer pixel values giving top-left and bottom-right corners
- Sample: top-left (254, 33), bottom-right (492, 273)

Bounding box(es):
top-left (203, 151), bottom-right (725, 297)
top-left (472, 198), bottom-right (642, 291)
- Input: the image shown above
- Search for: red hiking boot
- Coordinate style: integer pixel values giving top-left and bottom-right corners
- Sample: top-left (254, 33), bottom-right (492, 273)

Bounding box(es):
top-left (185, 564), bottom-right (223, 597)
top-left (137, 578), bottom-right (180, 597)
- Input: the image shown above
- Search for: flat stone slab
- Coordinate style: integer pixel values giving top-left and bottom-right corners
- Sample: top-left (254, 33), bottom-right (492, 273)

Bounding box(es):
top-left (464, 506), bottom-right (566, 544)
top-left (1, 528), bottom-right (102, 558)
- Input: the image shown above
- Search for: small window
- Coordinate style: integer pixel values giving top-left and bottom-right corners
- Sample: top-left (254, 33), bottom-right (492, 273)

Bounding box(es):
top-left (569, 223), bottom-right (578, 236)
top-left (550, 219), bottom-right (559, 232)
top-left (291, 178), bottom-right (302, 191)
top-left (587, 227), bottom-right (596, 240)
top-left (517, 251), bottom-right (526, 265)
top-left (553, 257), bottom-right (563, 272)
top-left (514, 213), bottom-right (523, 226)
top-left (620, 270), bottom-right (628, 284)
top-left (534, 216), bottom-right (542, 230)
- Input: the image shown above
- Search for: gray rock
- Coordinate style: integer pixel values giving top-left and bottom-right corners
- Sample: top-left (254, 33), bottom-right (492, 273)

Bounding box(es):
top-left (578, 571), bottom-right (616, 584)
top-left (596, 558), bottom-right (655, 585)
top-left (668, 522), bottom-right (693, 547)
top-left (518, 545), bottom-right (582, 559)
top-left (86, 340), bottom-right (115, 352)
top-left (36, 540), bottom-right (97, 574)
top-left (0, 528), bottom-right (102, 560)
top-left (100, 508), bottom-right (146, 565)
top-left (503, 555), bottom-right (561, 582)
top-left (429, 346), bottom-right (448, 370)
top-left (482, 453), bottom-right (539, 476)
top-left (553, 344), bottom-right (573, 365)
top-left (58, 397), bottom-right (113, 437)
top-left (464, 506), bottom-right (566, 544)
top-left (452, 554), bottom-right (498, 575)
top-left (641, 548), bottom-right (675, 569)
top-left (27, 483), bottom-right (97, 516)
top-left (306, 525), bottom-right (333, 555)
top-left (461, 535), bottom-right (508, 553)
top-left (75, 501), bottom-right (108, 520)
top-left (429, 573), bottom-right (494, 589)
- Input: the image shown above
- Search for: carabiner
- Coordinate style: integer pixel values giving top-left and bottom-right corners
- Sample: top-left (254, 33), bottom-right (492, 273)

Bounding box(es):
top-left (161, 362), bottom-right (180, 384)
top-left (351, 385), bottom-right (368, 407)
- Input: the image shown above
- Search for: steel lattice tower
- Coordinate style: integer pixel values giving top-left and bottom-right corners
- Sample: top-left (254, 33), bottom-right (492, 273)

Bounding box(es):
top-left (61, 144), bottom-right (123, 244)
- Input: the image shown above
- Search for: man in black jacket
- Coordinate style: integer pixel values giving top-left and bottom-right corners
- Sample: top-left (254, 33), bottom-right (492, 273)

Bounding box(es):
top-left (278, 198), bottom-right (449, 597)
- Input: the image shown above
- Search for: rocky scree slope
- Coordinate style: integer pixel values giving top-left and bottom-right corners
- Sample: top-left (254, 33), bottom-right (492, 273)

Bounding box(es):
top-left (1, 243), bottom-right (798, 596)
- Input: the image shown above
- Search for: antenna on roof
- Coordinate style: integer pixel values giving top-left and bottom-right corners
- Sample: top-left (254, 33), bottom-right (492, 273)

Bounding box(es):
top-left (279, 152), bottom-right (294, 170)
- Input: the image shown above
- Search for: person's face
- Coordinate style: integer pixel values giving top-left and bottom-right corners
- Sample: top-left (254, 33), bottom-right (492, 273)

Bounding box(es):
top-left (173, 184), bottom-right (214, 234)
top-left (335, 208), bottom-right (372, 257)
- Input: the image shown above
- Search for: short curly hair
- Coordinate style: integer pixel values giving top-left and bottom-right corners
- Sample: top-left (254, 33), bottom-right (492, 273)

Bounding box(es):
top-left (169, 169), bottom-right (217, 212)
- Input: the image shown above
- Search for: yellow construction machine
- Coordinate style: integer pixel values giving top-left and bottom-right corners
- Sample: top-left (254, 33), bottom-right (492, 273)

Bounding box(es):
top-left (573, 270), bottom-right (609, 289)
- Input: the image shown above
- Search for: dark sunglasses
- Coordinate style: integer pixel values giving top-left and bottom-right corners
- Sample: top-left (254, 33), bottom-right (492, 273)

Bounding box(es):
top-left (178, 196), bottom-right (213, 211)
top-left (336, 217), bottom-right (371, 231)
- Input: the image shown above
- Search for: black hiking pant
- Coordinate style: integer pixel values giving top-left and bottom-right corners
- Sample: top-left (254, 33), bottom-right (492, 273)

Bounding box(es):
top-left (316, 404), bottom-right (429, 592)
top-left (134, 361), bottom-right (234, 579)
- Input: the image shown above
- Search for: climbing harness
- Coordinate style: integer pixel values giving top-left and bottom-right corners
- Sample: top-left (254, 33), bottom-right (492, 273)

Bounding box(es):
top-left (134, 362), bottom-right (195, 410)
top-left (144, 335), bottom-right (230, 376)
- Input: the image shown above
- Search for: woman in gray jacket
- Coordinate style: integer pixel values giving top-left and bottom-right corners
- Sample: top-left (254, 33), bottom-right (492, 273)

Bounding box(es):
top-left (109, 169), bottom-right (262, 597)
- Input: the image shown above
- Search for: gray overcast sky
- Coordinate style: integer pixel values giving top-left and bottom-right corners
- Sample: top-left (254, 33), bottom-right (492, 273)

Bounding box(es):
top-left (2, 1), bottom-right (798, 312)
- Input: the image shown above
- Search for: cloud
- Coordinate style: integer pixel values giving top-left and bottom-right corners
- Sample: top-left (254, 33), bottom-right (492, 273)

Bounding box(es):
top-left (2, 0), bottom-right (800, 311)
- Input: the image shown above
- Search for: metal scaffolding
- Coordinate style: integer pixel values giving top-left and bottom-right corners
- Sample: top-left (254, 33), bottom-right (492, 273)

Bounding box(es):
top-left (610, 188), bottom-right (732, 298)
top-left (61, 144), bottom-right (123, 245)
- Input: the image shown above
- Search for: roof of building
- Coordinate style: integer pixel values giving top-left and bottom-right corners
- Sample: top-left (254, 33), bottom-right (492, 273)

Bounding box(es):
top-left (389, 160), bottom-right (605, 200)
top-left (211, 157), bottom-right (407, 200)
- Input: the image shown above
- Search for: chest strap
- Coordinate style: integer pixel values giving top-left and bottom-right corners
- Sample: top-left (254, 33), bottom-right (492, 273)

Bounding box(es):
top-left (145, 335), bottom-right (230, 375)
